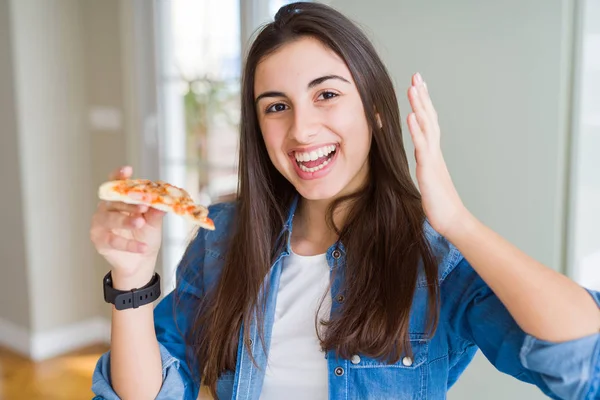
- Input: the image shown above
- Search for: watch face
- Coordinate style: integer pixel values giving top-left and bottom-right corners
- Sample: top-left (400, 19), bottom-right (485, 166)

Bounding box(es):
top-left (103, 279), bottom-right (110, 302)
top-left (103, 271), bottom-right (114, 303)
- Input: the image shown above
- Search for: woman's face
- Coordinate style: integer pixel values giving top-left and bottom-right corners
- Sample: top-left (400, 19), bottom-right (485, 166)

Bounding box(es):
top-left (254, 37), bottom-right (372, 201)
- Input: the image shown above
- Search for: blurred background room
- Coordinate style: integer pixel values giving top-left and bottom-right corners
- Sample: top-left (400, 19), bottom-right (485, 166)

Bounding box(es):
top-left (0, 0), bottom-right (598, 399)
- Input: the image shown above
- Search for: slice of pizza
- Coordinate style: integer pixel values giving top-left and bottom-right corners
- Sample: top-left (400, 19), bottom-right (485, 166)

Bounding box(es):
top-left (98, 179), bottom-right (215, 230)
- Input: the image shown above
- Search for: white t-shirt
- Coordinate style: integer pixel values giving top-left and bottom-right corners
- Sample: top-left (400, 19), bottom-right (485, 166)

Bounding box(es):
top-left (259, 251), bottom-right (332, 400)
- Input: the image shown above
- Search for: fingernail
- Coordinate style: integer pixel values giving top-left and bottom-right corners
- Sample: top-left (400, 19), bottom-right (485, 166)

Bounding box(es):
top-left (120, 166), bottom-right (131, 174)
top-left (411, 86), bottom-right (418, 96)
top-left (133, 218), bottom-right (145, 228)
top-left (423, 81), bottom-right (428, 90)
top-left (416, 73), bottom-right (423, 83)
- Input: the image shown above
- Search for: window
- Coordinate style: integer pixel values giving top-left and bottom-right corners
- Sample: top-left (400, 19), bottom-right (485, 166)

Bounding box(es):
top-left (154, 0), bottom-right (298, 290)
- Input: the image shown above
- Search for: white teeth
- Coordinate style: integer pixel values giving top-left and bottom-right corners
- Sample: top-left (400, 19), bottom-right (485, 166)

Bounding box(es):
top-left (299, 162), bottom-right (328, 173)
top-left (297, 156), bottom-right (332, 173)
top-left (294, 144), bottom-right (337, 162)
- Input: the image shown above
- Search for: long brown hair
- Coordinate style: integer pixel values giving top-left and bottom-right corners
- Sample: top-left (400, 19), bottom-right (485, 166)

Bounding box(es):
top-left (182, 2), bottom-right (440, 397)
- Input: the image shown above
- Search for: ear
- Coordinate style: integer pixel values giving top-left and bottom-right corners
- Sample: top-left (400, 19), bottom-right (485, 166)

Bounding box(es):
top-left (375, 113), bottom-right (383, 129)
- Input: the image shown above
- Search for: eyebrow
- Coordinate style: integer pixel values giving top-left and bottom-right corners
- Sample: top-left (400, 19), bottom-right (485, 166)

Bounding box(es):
top-left (254, 74), bottom-right (351, 104)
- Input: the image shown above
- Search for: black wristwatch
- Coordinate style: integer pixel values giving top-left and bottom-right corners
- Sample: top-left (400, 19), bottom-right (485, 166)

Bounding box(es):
top-left (103, 271), bottom-right (161, 310)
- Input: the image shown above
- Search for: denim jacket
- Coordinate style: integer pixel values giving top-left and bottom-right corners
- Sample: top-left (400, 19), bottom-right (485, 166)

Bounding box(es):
top-left (92, 198), bottom-right (600, 399)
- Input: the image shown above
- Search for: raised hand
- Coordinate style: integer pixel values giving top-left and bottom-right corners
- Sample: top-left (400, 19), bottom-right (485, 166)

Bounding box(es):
top-left (406, 73), bottom-right (467, 237)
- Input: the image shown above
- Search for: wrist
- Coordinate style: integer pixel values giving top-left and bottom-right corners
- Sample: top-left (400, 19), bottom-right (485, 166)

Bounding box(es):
top-left (111, 269), bottom-right (156, 291)
top-left (443, 208), bottom-right (479, 244)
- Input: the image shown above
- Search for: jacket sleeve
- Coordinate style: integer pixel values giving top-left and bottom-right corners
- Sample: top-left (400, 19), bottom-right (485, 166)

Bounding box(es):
top-left (442, 257), bottom-right (600, 400)
top-left (91, 226), bottom-right (209, 400)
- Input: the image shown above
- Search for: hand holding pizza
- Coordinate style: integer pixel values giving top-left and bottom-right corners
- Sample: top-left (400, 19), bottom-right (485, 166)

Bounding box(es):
top-left (90, 166), bottom-right (166, 288)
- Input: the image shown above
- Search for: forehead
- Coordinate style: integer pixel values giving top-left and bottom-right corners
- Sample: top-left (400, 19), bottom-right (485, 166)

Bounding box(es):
top-left (254, 36), bottom-right (352, 92)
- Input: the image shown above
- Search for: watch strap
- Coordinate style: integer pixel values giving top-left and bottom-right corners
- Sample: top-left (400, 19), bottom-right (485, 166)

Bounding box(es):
top-left (103, 271), bottom-right (161, 310)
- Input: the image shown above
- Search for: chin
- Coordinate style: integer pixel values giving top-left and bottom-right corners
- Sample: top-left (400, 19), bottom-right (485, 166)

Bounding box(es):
top-left (292, 179), bottom-right (347, 201)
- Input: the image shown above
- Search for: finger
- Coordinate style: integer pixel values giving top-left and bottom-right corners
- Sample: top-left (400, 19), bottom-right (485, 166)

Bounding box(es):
top-left (412, 72), bottom-right (423, 87)
top-left (416, 79), bottom-right (438, 126)
top-left (143, 207), bottom-right (166, 228)
top-left (411, 73), bottom-right (438, 129)
top-left (407, 112), bottom-right (427, 152)
top-left (109, 165), bottom-right (133, 181)
top-left (408, 86), bottom-right (431, 135)
top-left (96, 212), bottom-right (146, 230)
top-left (105, 202), bottom-right (149, 214)
top-left (104, 232), bottom-right (148, 253)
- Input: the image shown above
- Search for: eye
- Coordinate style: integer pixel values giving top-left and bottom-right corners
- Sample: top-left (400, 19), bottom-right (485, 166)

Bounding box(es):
top-left (266, 103), bottom-right (289, 113)
top-left (317, 91), bottom-right (339, 101)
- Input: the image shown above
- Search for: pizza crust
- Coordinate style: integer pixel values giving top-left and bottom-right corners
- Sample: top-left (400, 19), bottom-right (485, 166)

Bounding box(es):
top-left (98, 179), bottom-right (215, 230)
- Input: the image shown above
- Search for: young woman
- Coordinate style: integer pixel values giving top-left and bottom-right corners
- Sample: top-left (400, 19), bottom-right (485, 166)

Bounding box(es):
top-left (91, 3), bottom-right (599, 399)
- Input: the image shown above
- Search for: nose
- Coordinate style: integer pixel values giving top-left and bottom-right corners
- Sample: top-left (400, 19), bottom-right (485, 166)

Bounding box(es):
top-left (289, 105), bottom-right (320, 143)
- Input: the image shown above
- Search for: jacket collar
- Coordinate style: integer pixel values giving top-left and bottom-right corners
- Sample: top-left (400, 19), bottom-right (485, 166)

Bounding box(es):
top-left (277, 194), bottom-right (299, 256)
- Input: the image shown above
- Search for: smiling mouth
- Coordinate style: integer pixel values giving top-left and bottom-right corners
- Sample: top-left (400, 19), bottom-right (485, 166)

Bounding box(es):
top-left (293, 144), bottom-right (337, 173)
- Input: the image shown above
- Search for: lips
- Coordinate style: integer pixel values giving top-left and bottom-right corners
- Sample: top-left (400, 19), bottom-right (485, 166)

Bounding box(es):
top-left (293, 144), bottom-right (337, 172)
top-left (289, 144), bottom-right (339, 180)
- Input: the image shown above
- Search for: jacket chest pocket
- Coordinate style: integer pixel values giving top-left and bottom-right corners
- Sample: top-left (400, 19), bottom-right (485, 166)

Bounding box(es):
top-left (347, 337), bottom-right (429, 400)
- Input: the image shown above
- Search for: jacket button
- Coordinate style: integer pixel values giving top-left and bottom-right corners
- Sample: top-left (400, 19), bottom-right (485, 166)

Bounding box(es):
top-left (332, 249), bottom-right (341, 259)
top-left (336, 294), bottom-right (345, 303)
top-left (402, 356), bottom-right (413, 367)
top-left (334, 367), bottom-right (344, 376)
top-left (350, 355), bottom-right (361, 365)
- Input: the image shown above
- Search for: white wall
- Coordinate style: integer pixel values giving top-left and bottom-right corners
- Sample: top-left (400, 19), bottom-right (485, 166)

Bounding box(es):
top-left (0, 0), bottom-right (31, 331)
top-left (0, 0), bottom-right (127, 361)
top-left (10, 0), bottom-right (95, 335)
top-left (329, 0), bottom-right (577, 399)
top-left (567, 0), bottom-right (600, 290)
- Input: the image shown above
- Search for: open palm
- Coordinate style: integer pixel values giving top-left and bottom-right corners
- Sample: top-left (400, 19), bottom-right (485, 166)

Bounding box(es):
top-left (406, 73), bottom-right (467, 237)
